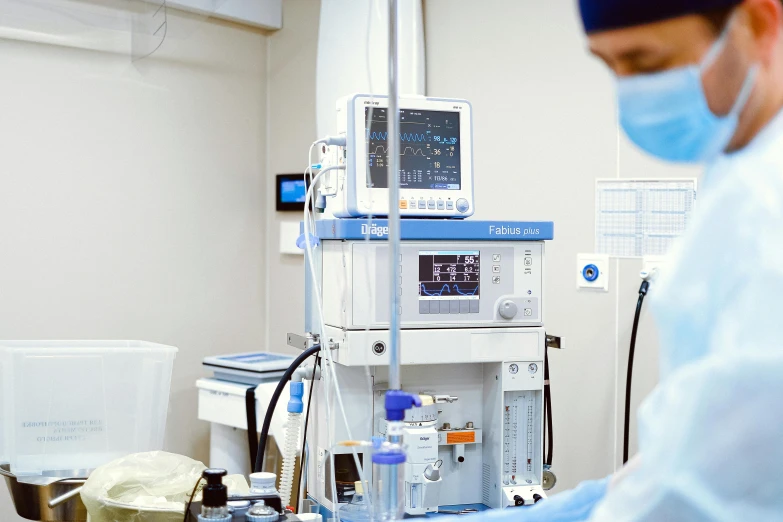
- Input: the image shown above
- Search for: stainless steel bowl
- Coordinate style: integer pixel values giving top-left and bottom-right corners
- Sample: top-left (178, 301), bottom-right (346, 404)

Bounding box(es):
top-left (0, 464), bottom-right (87, 522)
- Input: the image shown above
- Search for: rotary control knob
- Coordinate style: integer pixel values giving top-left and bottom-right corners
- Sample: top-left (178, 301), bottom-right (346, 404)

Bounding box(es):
top-left (499, 300), bottom-right (518, 320)
top-left (456, 198), bottom-right (470, 213)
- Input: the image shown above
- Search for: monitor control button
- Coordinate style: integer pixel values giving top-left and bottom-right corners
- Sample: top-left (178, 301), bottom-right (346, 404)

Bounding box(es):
top-left (456, 198), bottom-right (470, 213)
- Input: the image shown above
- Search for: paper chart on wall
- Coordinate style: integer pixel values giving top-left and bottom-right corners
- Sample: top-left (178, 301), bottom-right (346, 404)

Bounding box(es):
top-left (595, 179), bottom-right (697, 258)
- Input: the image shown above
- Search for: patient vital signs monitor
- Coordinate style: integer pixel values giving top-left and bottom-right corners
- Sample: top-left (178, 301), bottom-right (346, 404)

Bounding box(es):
top-left (329, 94), bottom-right (475, 218)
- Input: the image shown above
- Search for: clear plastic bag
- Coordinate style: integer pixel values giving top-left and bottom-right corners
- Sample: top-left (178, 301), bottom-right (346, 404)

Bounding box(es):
top-left (80, 451), bottom-right (249, 522)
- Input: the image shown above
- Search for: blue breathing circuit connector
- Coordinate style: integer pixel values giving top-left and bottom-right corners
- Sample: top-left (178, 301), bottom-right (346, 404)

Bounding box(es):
top-left (384, 390), bottom-right (421, 421)
top-left (288, 381), bottom-right (304, 414)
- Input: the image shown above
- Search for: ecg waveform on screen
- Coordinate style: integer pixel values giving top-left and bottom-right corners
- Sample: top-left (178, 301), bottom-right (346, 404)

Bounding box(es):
top-left (368, 132), bottom-right (429, 142)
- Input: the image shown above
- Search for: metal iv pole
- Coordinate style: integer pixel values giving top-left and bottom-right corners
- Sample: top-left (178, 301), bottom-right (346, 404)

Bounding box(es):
top-left (375, 2), bottom-right (421, 520)
top-left (387, 0), bottom-right (401, 393)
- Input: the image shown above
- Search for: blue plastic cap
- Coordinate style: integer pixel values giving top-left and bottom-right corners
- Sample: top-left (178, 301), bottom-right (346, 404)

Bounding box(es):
top-left (372, 450), bottom-right (406, 465)
top-left (384, 390), bottom-right (422, 421)
top-left (288, 381), bottom-right (304, 413)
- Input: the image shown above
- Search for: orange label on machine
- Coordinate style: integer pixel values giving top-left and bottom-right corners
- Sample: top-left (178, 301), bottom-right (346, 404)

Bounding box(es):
top-left (446, 431), bottom-right (476, 444)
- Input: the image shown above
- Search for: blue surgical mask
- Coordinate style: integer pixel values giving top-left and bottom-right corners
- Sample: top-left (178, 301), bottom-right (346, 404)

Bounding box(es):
top-left (617, 22), bottom-right (758, 163)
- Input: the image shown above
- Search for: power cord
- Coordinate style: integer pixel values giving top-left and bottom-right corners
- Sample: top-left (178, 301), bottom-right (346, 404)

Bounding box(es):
top-left (543, 345), bottom-right (553, 468)
top-left (622, 279), bottom-right (650, 465)
top-left (183, 476), bottom-right (204, 522)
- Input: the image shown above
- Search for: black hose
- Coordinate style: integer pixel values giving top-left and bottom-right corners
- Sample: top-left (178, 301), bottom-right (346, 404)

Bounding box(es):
top-left (246, 386), bottom-right (259, 471)
top-left (544, 346), bottom-right (553, 466)
top-left (623, 281), bottom-right (649, 465)
top-left (254, 345), bottom-right (322, 473)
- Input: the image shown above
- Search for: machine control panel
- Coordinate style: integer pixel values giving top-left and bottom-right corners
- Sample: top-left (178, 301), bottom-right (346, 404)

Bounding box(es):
top-left (320, 240), bottom-right (544, 330)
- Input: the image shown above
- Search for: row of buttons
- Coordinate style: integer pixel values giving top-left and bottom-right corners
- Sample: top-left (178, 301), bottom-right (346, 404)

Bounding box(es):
top-left (400, 199), bottom-right (453, 210)
top-left (399, 198), bottom-right (471, 213)
top-left (420, 300), bottom-right (479, 314)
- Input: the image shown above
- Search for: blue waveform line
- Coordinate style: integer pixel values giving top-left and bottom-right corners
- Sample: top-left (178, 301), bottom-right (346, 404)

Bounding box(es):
top-left (420, 283), bottom-right (479, 296)
top-left (369, 131), bottom-right (429, 142)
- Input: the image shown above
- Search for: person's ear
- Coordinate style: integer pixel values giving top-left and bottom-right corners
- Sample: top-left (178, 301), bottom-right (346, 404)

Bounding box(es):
top-left (741, 0), bottom-right (783, 66)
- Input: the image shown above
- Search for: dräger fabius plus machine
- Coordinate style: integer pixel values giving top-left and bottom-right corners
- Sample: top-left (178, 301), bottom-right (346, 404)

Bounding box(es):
top-left (296, 94), bottom-right (557, 517)
top-left (305, 220), bottom-right (553, 514)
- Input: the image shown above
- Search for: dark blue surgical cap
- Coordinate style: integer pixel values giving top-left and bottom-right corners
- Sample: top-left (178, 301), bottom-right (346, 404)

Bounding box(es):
top-left (579, 0), bottom-right (744, 33)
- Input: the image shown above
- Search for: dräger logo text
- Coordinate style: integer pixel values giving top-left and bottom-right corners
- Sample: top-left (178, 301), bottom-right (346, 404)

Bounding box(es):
top-left (489, 225), bottom-right (540, 236)
top-left (361, 223), bottom-right (389, 237)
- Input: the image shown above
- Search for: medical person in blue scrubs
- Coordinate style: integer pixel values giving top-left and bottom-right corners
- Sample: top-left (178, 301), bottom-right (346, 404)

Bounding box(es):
top-left (455, 0), bottom-right (783, 520)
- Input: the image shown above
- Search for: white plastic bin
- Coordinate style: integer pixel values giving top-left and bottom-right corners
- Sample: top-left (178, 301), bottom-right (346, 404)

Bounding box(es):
top-left (0, 341), bottom-right (177, 477)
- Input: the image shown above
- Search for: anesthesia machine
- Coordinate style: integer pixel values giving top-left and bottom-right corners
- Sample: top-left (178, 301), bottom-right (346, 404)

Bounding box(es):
top-left (287, 93), bottom-right (557, 518)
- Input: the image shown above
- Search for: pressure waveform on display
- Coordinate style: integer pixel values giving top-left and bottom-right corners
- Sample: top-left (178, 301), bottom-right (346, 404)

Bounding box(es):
top-left (368, 132), bottom-right (429, 142)
top-left (420, 283), bottom-right (480, 297)
top-left (369, 146), bottom-right (426, 156)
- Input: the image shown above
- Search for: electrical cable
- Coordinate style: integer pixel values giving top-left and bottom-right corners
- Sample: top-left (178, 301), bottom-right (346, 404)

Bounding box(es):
top-left (622, 280), bottom-right (650, 465)
top-left (254, 345), bottom-right (322, 473)
top-left (182, 476), bottom-right (204, 522)
top-left (296, 353), bottom-right (321, 512)
top-left (543, 346), bottom-right (553, 467)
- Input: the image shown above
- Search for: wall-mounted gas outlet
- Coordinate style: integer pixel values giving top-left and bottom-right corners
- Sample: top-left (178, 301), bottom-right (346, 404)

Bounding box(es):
top-left (577, 254), bottom-right (609, 291)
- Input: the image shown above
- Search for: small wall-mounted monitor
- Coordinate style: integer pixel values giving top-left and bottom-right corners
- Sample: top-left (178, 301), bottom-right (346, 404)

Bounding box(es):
top-left (276, 174), bottom-right (309, 211)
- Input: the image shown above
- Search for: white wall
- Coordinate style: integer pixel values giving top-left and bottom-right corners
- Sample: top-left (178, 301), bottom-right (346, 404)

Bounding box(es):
top-left (264, 0), bottom-right (321, 353)
top-left (265, 0), bottom-right (700, 497)
top-left (0, 9), bottom-right (267, 520)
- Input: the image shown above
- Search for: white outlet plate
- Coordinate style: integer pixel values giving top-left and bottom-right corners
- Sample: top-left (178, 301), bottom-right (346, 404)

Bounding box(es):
top-left (577, 254), bottom-right (609, 291)
top-left (641, 255), bottom-right (666, 281)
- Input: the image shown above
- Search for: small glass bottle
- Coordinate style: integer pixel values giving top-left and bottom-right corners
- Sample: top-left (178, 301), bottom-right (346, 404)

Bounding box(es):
top-left (198, 469), bottom-right (231, 522)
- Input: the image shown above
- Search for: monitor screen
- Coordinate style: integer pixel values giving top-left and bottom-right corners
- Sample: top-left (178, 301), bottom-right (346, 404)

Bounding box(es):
top-left (281, 179), bottom-right (306, 204)
top-left (276, 174), bottom-right (310, 211)
top-left (365, 107), bottom-right (461, 190)
top-left (418, 250), bottom-right (480, 300)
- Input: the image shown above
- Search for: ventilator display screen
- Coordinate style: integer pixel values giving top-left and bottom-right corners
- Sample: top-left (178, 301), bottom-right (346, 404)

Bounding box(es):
top-left (365, 108), bottom-right (461, 190)
top-left (418, 251), bottom-right (480, 300)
